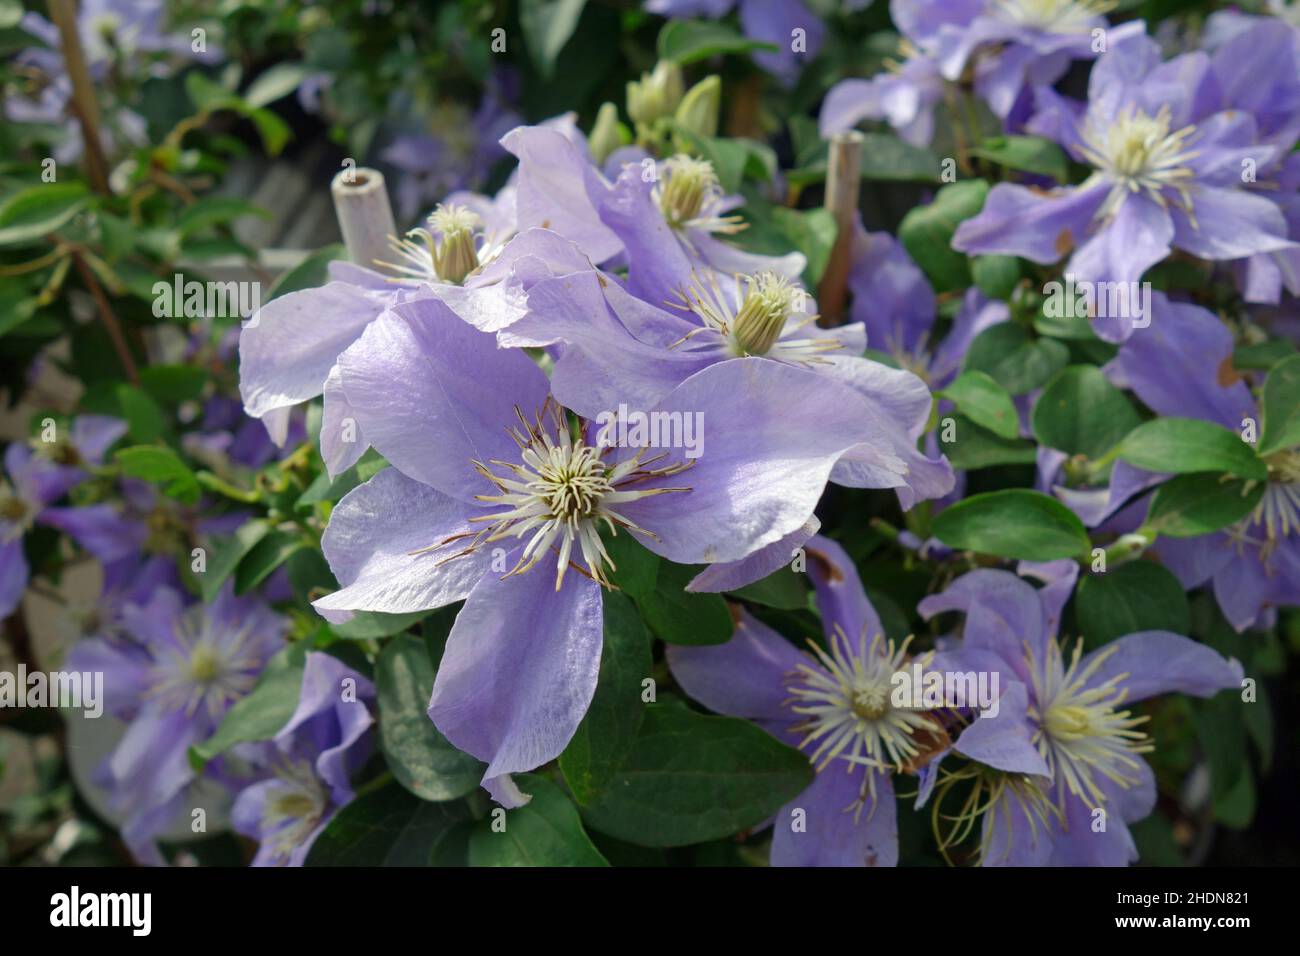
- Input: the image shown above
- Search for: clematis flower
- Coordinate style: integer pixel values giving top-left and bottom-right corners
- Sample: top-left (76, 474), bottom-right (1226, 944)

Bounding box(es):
top-left (889, 0), bottom-right (1140, 121)
top-left (820, 46), bottom-right (947, 146)
top-left (499, 260), bottom-right (955, 514)
top-left (239, 179), bottom-right (589, 461)
top-left (65, 582), bottom-right (287, 863)
top-left (1111, 294), bottom-right (1300, 631)
top-left (669, 536), bottom-right (947, 866)
top-left (953, 29), bottom-right (1296, 340)
top-left (309, 295), bottom-right (919, 804)
top-left (0, 416), bottom-right (126, 618)
top-left (917, 567), bottom-right (1243, 865)
top-left (232, 653), bottom-right (375, 866)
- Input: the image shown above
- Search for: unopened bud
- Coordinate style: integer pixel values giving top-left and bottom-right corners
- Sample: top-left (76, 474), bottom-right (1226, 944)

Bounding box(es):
top-left (627, 60), bottom-right (685, 127)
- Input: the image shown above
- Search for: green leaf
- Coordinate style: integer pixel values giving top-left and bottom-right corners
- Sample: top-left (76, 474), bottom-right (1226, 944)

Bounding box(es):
top-left (114, 445), bottom-right (200, 504)
top-left (969, 135), bottom-right (1070, 183)
top-left (175, 197), bottom-right (269, 237)
top-left (190, 644), bottom-right (306, 768)
top-left (1117, 417), bottom-right (1266, 480)
top-left (306, 781), bottom-right (471, 866)
top-left (636, 560), bottom-right (733, 646)
top-left (0, 183), bottom-right (88, 247)
top-left (971, 254), bottom-right (1021, 301)
top-left (580, 699), bottom-right (813, 847)
top-left (1031, 365), bottom-right (1141, 458)
top-left (898, 180), bottom-right (988, 293)
top-left (244, 62), bottom-right (310, 108)
top-left (139, 364), bottom-right (207, 405)
top-left (377, 635), bottom-right (483, 802)
top-left (729, 565), bottom-right (809, 610)
top-left (1145, 474), bottom-right (1265, 538)
top-left (931, 489), bottom-right (1090, 561)
top-left (1075, 561), bottom-right (1190, 647)
top-left (330, 609), bottom-right (429, 640)
top-left (248, 108), bottom-right (291, 156)
top-left (964, 323), bottom-right (1070, 395)
top-left (772, 206), bottom-right (836, 286)
top-left (267, 244), bottom-right (344, 301)
top-left (1259, 353), bottom-right (1300, 455)
top-left (115, 384), bottom-right (166, 443)
top-left (657, 19), bottom-right (778, 64)
top-left (603, 532), bottom-right (659, 601)
top-left (520, 0), bottom-right (589, 77)
top-left (941, 370), bottom-right (1019, 439)
top-left (234, 530), bottom-right (306, 594)
top-left (786, 133), bottom-right (942, 187)
top-left (940, 415), bottom-right (1038, 470)
top-left (560, 592), bottom-right (652, 804)
top-left (469, 774), bottom-right (609, 866)
top-left (200, 520), bottom-right (270, 602)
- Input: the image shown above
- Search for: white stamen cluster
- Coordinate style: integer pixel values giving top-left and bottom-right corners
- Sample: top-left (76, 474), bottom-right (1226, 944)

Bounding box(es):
top-left (992, 0), bottom-right (1114, 32)
top-left (260, 758), bottom-right (330, 865)
top-left (669, 270), bottom-right (839, 364)
top-left (146, 610), bottom-right (266, 720)
top-left (1079, 104), bottom-right (1201, 223)
top-left (382, 202), bottom-right (502, 285)
top-left (785, 628), bottom-right (938, 815)
top-left (439, 403), bottom-right (690, 590)
top-left (656, 156), bottom-right (744, 235)
top-left (1026, 638), bottom-right (1152, 807)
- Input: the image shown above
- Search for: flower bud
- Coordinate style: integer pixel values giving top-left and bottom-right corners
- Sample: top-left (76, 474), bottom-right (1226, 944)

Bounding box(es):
top-left (674, 75), bottom-right (720, 141)
top-left (588, 101), bottom-right (626, 165)
top-left (627, 60), bottom-right (685, 127)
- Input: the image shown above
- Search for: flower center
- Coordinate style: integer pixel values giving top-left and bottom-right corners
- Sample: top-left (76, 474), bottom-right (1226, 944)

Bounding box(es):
top-left (1079, 105), bottom-right (1200, 221)
top-left (0, 487), bottom-right (30, 535)
top-left (444, 402), bottom-right (690, 590)
top-left (929, 762), bottom-right (1060, 866)
top-left (147, 614), bottom-right (265, 721)
top-left (383, 203), bottom-right (495, 284)
top-left (669, 270), bottom-right (839, 365)
top-left (784, 628), bottom-right (938, 812)
top-left (262, 758), bottom-right (330, 864)
top-left (991, 0), bottom-right (1113, 31)
top-left (1026, 638), bottom-right (1152, 807)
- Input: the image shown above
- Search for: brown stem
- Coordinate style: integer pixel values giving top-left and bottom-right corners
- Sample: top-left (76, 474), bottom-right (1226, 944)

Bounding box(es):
top-left (817, 131), bottom-right (864, 327)
top-left (47, 0), bottom-right (111, 195)
top-left (71, 250), bottom-right (139, 384)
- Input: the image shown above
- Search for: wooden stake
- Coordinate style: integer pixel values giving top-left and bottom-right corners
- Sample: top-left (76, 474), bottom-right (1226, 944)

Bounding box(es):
top-left (47, 0), bottom-right (110, 195)
top-left (330, 167), bottom-right (399, 276)
top-left (817, 131), bottom-right (864, 327)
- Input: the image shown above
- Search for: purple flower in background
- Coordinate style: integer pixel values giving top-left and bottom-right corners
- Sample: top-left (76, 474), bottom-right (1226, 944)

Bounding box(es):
top-left (953, 29), bottom-right (1296, 340)
top-left (891, 0), bottom-right (1138, 120)
top-left (232, 653), bottom-right (375, 866)
top-left (670, 536), bottom-right (944, 866)
top-left (0, 416), bottom-right (126, 618)
top-left (821, 49), bottom-right (946, 146)
top-left (917, 567), bottom-right (1242, 865)
top-left (645, 0), bottom-right (828, 85)
top-left (310, 295), bottom-right (910, 804)
top-left (382, 72), bottom-right (523, 221)
top-left (1111, 294), bottom-right (1300, 631)
top-left (65, 582), bottom-right (287, 863)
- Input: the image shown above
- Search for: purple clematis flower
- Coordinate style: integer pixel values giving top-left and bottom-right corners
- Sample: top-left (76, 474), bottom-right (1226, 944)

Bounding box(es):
top-left (917, 567), bottom-right (1243, 865)
top-left (1110, 294), bottom-right (1300, 631)
top-left (65, 582), bottom-right (287, 863)
top-left (821, 48), bottom-right (947, 146)
top-left (669, 535), bottom-right (945, 866)
top-left (0, 416), bottom-right (126, 618)
top-left (953, 28), bottom-right (1296, 340)
top-left (231, 652), bottom-right (375, 866)
top-left (889, 0), bottom-right (1140, 121)
top-left (309, 295), bottom-right (923, 804)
